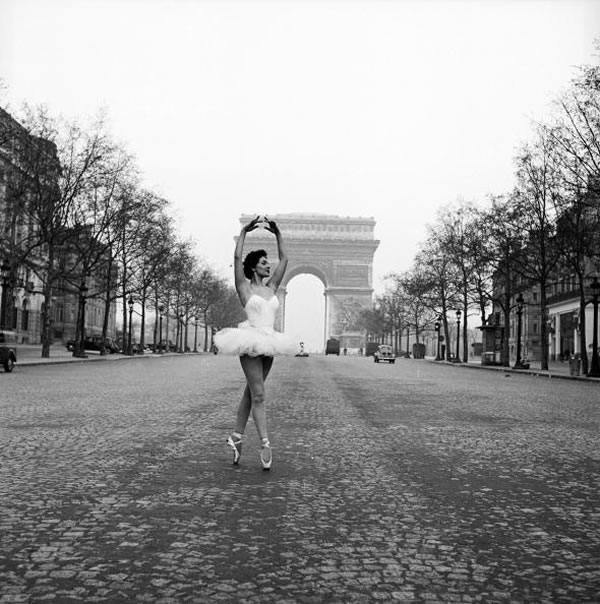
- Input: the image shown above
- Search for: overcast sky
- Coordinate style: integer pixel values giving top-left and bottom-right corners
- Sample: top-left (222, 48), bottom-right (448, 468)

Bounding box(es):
top-left (1, 0), bottom-right (599, 350)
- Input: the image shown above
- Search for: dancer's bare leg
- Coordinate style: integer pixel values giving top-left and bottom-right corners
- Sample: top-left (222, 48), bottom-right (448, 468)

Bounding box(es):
top-left (238, 355), bottom-right (274, 441)
top-left (235, 356), bottom-right (273, 434)
top-left (234, 385), bottom-right (252, 435)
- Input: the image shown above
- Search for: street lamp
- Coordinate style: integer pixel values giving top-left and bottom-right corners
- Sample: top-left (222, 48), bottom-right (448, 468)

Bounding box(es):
top-left (158, 305), bottom-right (164, 353)
top-left (513, 293), bottom-right (525, 369)
top-left (0, 260), bottom-right (10, 330)
top-left (127, 295), bottom-right (134, 355)
top-left (193, 316), bottom-right (199, 353)
top-left (455, 309), bottom-right (462, 362)
top-left (589, 277), bottom-right (600, 378)
top-left (434, 319), bottom-right (441, 360)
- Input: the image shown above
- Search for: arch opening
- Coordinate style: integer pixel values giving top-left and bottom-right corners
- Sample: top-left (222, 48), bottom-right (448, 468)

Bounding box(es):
top-left (284, 274), bottom-right (325, 354)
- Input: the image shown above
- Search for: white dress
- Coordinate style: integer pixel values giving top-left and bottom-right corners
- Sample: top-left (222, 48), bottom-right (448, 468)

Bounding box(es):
top-left (214, 294), bottom-right (298, 357)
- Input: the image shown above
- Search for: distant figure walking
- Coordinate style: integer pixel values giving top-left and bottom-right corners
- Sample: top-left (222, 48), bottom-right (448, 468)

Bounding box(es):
top-left (214, 216), bottom-right (296, 470)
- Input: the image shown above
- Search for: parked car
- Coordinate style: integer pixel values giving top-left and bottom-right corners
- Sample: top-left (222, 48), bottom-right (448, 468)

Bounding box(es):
top-left (374, 344), bottom-right (395, 364)
top-left (325, 338), bottom-right (340, 355)
top-left (66, 335), bottom-right (121, 354)
top-left (0, 330), bottom-right (17, 372)
top-left (156, 340), bottom-right (178, 352)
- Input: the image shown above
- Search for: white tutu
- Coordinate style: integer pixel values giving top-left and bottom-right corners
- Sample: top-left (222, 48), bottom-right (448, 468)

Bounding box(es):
top-left (214, 294), bottom-right (298, 357)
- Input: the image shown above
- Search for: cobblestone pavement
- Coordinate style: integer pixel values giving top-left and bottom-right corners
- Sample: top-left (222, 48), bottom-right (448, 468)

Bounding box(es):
top-left (1, 355), bottom-right (599, 603)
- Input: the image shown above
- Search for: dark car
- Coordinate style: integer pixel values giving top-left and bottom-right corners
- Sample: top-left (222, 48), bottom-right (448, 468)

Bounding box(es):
top-left (0, 330), bottom-right (17, 372)
top-left (156, 340), bottom-right (178, 352)
top-left (374, 344), bottom-right (395, 364)
top-left (66, 335), bottom-right (120, 354)
top-left (325, 338), bottom-right (340, 355)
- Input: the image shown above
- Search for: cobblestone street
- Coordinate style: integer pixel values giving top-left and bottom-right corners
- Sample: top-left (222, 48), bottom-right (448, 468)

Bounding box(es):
top-left (1, 355), bottom-right (599, 603)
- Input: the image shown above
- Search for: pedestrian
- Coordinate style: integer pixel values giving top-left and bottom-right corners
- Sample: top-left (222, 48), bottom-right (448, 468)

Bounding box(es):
top-left (214, 215), bottom-right (297, 470)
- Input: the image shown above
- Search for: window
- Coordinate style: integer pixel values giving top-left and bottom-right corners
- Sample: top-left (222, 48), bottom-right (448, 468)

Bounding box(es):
top-left (10, 303), bottom-right (17, 329)
top-left (21, 300), bottom-right (29, 331)
top-left (55, 302), bottom-right (64, 323)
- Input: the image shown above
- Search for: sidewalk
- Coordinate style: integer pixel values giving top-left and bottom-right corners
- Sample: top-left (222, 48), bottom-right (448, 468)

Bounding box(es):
top-left (445, 357), bottom-right (600, 383)
top-left (13, 344), bottom-right (192, 367)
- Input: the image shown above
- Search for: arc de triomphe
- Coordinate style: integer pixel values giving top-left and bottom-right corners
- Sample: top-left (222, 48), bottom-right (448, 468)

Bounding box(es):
top-left (236, 213), bottom-right (379, 349)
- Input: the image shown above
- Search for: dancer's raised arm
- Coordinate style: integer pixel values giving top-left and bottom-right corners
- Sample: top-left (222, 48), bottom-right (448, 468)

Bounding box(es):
top-left (266, 219), bottom-right (288, 291)
top-left (234, 217), bottom-right (259, 304)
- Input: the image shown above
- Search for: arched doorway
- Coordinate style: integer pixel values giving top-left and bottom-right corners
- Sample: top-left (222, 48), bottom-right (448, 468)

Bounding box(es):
top-left (285, 274), bottom-right (326, 353)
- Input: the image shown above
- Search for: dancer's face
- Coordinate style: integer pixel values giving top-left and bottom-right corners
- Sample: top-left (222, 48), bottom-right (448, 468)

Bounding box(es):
top-left (254, 256), bottom-right (270, 279)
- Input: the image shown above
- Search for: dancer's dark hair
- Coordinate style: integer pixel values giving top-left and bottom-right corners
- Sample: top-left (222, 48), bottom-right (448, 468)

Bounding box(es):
top-left (243, 249), bottom-right (267, 280)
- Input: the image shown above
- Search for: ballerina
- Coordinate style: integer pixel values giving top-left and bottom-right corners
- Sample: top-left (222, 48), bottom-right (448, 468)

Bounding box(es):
top-left (214, 216), bottom-right (296, 470)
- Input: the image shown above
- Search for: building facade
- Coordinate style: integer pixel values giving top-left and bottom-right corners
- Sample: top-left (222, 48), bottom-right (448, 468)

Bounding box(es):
top-left (0, 107), bottom-right (117, 345)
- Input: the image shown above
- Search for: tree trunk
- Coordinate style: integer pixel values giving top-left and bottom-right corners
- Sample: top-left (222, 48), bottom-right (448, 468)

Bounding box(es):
top-left (204, 310), bottom-right (209, 352)
top-left (579, 287), bottom-right (588, 374)
top-left (101, 262), bottom-right (113, 355)
top-left (41, 255), bottom-right (54, 358)
top-left (502, 294), bottom-right (511, 367)
top-left (140, 285), bottom-right (147, 350)
top-left (152, 293), bottom-right (159, 353)
top-left (539, 289), bottom-right (549, 371)
top-left (462, 300), bottom-right (469, 362)
top-left (72, 291), bottom-right (84, 358)
top-left (443, 316), bottom-right (450, 361)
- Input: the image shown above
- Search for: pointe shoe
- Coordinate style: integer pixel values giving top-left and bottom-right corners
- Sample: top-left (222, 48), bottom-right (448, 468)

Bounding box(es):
top-left (227, 433), bottom-right (243, 465)
top-left (260, 439), bottom-right (272, 471)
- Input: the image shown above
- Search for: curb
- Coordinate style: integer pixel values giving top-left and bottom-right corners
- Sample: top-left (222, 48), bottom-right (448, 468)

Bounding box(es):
top-left (430, 359), bottom-right (600, 383)
top-left (14, 351), bottom-right (204, 368)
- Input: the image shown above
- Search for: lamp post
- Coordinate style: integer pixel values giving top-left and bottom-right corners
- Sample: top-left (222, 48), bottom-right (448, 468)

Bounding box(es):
top-left (0, 260), bottom-right (10, 330)
top-left (513, 293), bottom-right (525, 369)
top-left (455, 309), bottom-right (461, 362)
top-left (127, 296), bottom-right (134, 355)
top-left (193, 316), bottom-right (199, 353)
top-left (434, 319), bottom-right (441, 360)
top-left (589, 277), bottom-right (600, 378)
top-left (158, 305), bottom-right (164, 353)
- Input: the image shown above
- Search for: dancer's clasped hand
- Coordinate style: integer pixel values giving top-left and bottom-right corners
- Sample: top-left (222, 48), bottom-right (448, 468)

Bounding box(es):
top-left (243, 216), bottom-right (261, 233)
top-left (243, 215), bottom-right (280, 236)
top-left (265, 219), bottom-right (279, 235)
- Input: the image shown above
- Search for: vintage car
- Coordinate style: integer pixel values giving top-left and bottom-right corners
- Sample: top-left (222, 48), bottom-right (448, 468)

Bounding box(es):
top-left (0, 330), bottom-right (17, 372)
top-left (373, 344), bottom-right (395, 364)
top-left (325, 338), bottom-right (340, 356)
top-left (66, 335), bottom-right (121, 354)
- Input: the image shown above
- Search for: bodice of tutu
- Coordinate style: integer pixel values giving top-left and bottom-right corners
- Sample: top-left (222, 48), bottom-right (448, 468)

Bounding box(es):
top-left (213, 292), bottom-right (296, 356)
top-left (244, 294), bottom-right (279, 331)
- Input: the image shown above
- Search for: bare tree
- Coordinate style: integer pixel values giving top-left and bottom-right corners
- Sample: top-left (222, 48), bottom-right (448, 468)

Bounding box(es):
top-left (478, 195), bottom-right (527, 366)
top-left (544, 51), bottom-right (600, 372)
top-left (413, 226), bottom-right (459, 360)
top-left (512, 125), bottom-right (561, 370)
